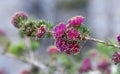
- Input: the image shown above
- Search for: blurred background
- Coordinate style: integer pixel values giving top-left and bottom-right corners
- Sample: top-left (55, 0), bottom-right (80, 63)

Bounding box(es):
top-left (0, 0), bottom-right (120, 74)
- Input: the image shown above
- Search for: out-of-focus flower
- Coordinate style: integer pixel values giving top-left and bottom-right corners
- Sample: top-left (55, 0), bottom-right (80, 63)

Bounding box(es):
top-left (37, 25), bottom-right (46, 37)
top-left (0, 29), bottom-right (5, 36)
top-left (98, 59), bottom-right (110, 70)
top-left (67, 28), bottom-right (80, 40)
top-left (112, 52), bottom-right (120, 65)
top-left (79, 57), bottom-right (92, 73)
top-left (105, 68), bottom-right (111, 74)
top-left (68, 16), bottom-right (84, 26)
top-left (11, 11), bottom-right (28, 28)
top-left (47, 46), bottom-right (59, 54)
top-left (54, 23), bottom-right (66, 38)
top-left (20, 69), bottom-right (31, 74)
top-left (0, 68), bottom-right (3, 74)
top-left (90, 50), bottom-right (97, 58)
top-left (117, 35), bottom-right (120, 42)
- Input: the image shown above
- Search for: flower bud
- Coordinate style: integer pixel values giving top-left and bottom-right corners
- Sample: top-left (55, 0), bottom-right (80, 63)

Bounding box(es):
top-left (68, 16), bottom-right (84, 26)
top-left (11, 11), bottom-right (28, 28)
top-left (47, 46), bottom-right (59, 54)
top-left (37, 25), bottom-right (46, 37)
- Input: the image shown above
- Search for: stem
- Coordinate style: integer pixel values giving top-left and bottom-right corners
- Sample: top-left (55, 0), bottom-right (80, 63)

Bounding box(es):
top-left (0, 52), bottom-right (48, 73)
top-left (85, 37), bottom-right (120, 49)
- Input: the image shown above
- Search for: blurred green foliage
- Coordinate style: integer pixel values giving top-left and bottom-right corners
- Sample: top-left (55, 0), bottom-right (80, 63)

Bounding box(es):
top-left (8, 41), bottom-right (26, 56)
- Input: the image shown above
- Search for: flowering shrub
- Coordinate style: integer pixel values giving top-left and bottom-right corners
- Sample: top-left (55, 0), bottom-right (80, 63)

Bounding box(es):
top-left (1, 11), bottom-right (120, 74)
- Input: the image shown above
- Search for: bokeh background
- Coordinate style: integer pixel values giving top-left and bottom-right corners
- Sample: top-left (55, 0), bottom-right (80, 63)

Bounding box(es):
top-left (0, 0), bottom-right (120, 74)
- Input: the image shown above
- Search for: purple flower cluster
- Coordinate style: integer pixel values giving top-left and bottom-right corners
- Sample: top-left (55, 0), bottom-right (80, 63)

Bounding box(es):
top-left (68, 16), bottom-right (84, 26)
top-left (53, 16), bottom-right (85, 55)
top-left (112, 52), bottom-right (120, 65)
top-left (79, 58), bottom-right (92, 73)
top-left (11, 11), bottom-right (28, 28)
top-left (37, 25), bottom-right (46, 37)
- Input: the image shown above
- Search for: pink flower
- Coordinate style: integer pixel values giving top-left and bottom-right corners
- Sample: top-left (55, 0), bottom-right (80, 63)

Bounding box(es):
top-left (37, 25), bottom-right (46, 37)
top-left (54, 23), bottom-right (66, 38)
top-left (47, 46), bottom-right (59, 54)
top-left (79, 58), bottom-right (92, 73)
top-left (11, 11), bottom-right (28, 28)
top-left (68, 16), bottom-right (84, 26)
top-left (67, 29), bottom-right (80, 40)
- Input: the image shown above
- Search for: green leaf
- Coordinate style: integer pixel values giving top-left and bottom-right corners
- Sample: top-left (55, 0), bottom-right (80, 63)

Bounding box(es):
top-left (96, 42), bottom-right (118, 57)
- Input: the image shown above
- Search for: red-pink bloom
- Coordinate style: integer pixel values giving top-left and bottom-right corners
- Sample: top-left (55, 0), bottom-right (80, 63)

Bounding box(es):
top-left (11, 11), bottom-right (28, 28)
top-left (79, 57), bottom-right (92, 73)
top-left (54, 23), bottom-right (66, 38)
top-left (112, 52), bottom-right (120, 65)
top-left (47, 46), bottom-right (59, 54)
top-left (67, 29), bottom-right (80, 40)
top-left (68, 16), bottom-right (84, 26)
top-left (37, 25), bottom-right (46, 37)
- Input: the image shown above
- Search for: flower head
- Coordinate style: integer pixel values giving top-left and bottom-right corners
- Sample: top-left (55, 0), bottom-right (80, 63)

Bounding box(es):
top-left (68, 16), bottom-right (84, 26)
top-left (56, 38), bottom-right (68, 52)
top-left (37, 25), bottom-right (46, 37)
top-left (112, 52), bottom-right (120, 65)
top-left (11, 11), bottom-right (28, 28)
top-left (117, 35), bottom-right (120, 42)
top-left (54, 23), bottom-right (66, 38)
top-left (79, 57), bottom-right (92, 73)
top-left (67, 28), bottom-right (80, 40)
top-left (47, 46), bottom-right (59, 54)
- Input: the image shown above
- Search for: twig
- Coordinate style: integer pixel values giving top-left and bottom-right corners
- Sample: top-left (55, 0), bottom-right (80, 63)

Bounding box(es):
top-left (85, 36), bottom-right (120, 49)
